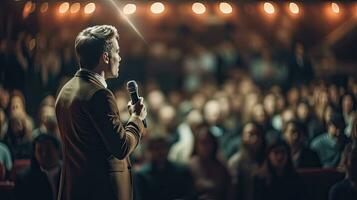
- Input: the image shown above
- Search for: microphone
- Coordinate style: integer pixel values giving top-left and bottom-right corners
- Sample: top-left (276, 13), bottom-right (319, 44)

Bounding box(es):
top-left (126, 80), bottom-right (147, 128)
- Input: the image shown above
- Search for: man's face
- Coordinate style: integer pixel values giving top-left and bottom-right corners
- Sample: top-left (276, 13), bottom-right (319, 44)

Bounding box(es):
top-left (107, 38), bottom-right (121, 79)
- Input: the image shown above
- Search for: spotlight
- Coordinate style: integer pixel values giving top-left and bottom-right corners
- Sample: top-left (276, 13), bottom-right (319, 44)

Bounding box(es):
top-left (84, 2), bottom-right (96, 14)
top-left (264, 2), bottom-right (275, 15)
top-left (219, 2), bottom-right (232, 14)
top-left (59, 2), bottom-right (70, 14)
top-left (331, 3), bottom-right (339, 14)
top-left (192, 2), bottom-right (206, 15)
top-left (150, 2), bottom-right (165, 14)
top-left (123, 3), bottom-right (136, 15)
top-left (289, 2), bottom-right (299, 14)
top-left (40, 2), bottom-right (48, 13)
top-left (70, 3), bottom-right (81, 14)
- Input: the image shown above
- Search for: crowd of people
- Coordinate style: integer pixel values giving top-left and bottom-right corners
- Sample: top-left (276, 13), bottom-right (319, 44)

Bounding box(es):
top-left (0, 27), bottom-right (357, 200)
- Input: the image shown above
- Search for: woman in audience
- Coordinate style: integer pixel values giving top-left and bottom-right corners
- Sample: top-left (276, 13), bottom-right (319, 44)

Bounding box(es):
top-left (189, 126), bottom-right (231, 200)
top-left (252, 140), bottom-right (304, 200)
top-left (283, 120), bottom-right (321, 168)
top-left (228, 122), bottom-right (266, 200)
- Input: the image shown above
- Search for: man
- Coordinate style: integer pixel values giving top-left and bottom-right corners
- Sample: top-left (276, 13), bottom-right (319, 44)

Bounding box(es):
top-left (55, 25), bottom-right (147, 200)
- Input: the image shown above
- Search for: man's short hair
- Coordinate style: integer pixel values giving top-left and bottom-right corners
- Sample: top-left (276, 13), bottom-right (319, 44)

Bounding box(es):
top-left (74, 25), bottom-right (119, 70)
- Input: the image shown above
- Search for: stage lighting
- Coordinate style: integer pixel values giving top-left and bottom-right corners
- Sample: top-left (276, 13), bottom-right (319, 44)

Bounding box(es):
top-left (40, 2), bottom-right (48, 13)
top-left (264, 2), bottom-right (275, 15)
top-left (331, 3), bottom-right (339, 14)
top-left (150, 2), bottom-right (165, 14)
top-left (84, 3), bottom-right (96, 14)
top-left (289, 2), bottom-right (299, 14)
top-left (70, 3), bottom-right (81, 14)
top-left (219, 2), bottom-right (232, 14)
top-left (192, 2), bottom-right (206, 15)
top-left (123, 3), bottom-right (136, 15)
top-left (59, 2), bottom-right (70, 14)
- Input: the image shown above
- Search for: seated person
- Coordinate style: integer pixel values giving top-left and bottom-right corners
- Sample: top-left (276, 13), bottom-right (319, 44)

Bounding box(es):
top-left (135, 136), bottom-right (195, 200)
top-left (311, 113), bottom-right (349, 168)
top-left (329, 146), bottom-right (357, 200)
top-left (14, 134), bottom-right (62, 200)
top-left (283, 120), bottom-right (321, 168)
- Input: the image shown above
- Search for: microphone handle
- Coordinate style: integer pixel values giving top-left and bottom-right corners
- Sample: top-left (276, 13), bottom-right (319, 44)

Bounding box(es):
top-left (130, 92), bottom-right (147, 128)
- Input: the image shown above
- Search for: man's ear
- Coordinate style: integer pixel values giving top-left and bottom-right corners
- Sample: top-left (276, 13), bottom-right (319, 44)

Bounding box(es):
top-left (102, 52), bottom-right (109, 64)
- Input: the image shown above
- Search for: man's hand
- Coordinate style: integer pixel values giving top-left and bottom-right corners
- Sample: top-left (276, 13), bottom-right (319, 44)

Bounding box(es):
top-left (127, 97), bottom-right (147, 121)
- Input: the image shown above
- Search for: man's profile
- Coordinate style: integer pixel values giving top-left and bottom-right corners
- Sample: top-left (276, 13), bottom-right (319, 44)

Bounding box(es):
top-left (55, 25), bottom-right (147, 200)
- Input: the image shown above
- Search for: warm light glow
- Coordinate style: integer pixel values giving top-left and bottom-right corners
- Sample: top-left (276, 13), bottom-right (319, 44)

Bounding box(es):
top-left (331, 3), bottom-right (340, 14)
top-left (70, 3), bottom-right (81, 14)
top-left (289, 2), bottom-right (299, 14)
top-left (23, 1), bottom-right (35, 18)
top-left (264, 2), bottom-right (275, 14)
top-left (59, 2), bottom-right (69, 14)
top-left (123, 3), bottom-right (136, 15)
top-left (219, 2), bottom-right (233, 14)
top-left (192, 2), bottom-right (206, 15)
top-left (150, 2), bottom-right (165, 14)
top-left (84, 3), bottom-right (96, 14)
top-left (40, 2), bottom-right (48, 13)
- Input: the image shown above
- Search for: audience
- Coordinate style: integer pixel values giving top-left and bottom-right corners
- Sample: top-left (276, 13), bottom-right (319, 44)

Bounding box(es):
top-left (252, 140), bottom-right (304, 200)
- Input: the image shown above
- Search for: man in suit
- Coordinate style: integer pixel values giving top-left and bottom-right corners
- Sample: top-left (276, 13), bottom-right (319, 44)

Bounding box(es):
top-left (55, 25), bottom-right (147, 200)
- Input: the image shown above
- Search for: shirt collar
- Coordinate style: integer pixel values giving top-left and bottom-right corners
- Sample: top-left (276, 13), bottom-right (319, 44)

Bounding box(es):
top-left (79, 68), bottom-right (107, 88)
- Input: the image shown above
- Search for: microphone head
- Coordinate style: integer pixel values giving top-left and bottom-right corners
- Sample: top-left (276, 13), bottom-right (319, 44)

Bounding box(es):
top-left (127, 80), bottom-right (138, 93)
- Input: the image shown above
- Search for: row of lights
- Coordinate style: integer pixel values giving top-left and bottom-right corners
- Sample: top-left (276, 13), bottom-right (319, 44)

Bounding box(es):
top-left (124, 2), bottom-right (344, 15)
top-left (23, 1), bottom-right (349, 19)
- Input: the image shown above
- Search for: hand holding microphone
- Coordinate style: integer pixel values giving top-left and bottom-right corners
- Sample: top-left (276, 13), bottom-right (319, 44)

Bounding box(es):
top-left (127, 80), bottom-right (147, 128)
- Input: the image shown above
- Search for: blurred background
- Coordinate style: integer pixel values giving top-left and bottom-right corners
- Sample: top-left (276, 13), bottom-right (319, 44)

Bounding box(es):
top-left (0, 0), bottom-right (357, 200)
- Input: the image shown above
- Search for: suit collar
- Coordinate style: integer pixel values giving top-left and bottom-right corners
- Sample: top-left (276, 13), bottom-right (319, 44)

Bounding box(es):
top-left (75, 69), bottom-right (107, 88)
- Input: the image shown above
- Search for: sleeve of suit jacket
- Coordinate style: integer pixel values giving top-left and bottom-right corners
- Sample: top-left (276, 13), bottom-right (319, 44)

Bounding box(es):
top-left (87, 88), bottom-right (144, 160)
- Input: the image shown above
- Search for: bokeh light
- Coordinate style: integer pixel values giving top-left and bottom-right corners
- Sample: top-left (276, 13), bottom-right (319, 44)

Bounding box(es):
top-left (70, 3), bottom-right (81, 14)
top-left (331, 3), bottom-right (340, 14)
top-left (59, 2), bottom-right (70, 14)
top-left (150, 2), bottom-right (165, 14)
top-left (84, 3), bottom-right (96, 14)
top-left (264, 2), bottom-right (275, 15)
top-left (123, 3), bottom-right (136, 15)
top-left (192, 2), bottom-right (206, 15)
top-left (219, 2), bottom-right (233, 14)
top-left (289, 2), bottom-right (299, 14)
top-left (40, 2), bottom-right (48, 13)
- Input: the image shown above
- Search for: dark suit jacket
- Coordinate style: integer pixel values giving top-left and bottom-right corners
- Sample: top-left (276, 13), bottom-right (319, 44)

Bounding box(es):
top-left (55, 70), bottom-right (144, 200)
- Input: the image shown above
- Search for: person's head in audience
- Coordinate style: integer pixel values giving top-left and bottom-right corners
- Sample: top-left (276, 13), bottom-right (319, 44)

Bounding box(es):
top-left (251, 104), bottom-right (268, 126)
top-left (9, 90), bottom-right (27, 116)
top-left (186, 109), bottom-right (204, 133)
top-left (241, 122), bottom-right (266, 163)
top-left (327, 113), bottom-right (346, 140)
top-left (146, 136), bottom-right (170, 167)
top-left (341, 93), bottom-right (356, 115)
top-left (203, 100), bottom-right (221, 126)
top-left (296, 100), bottom-right (312, 122)
top-left (158, 104), bottom-right (177, 131)
top-left (281, 108), bottom-right (296, 131)
top-left (283, 120), bottom-right (305, 150)
top-left (328, 84), bottom-right (340, 107)
top-left (263, 93), bottom-right (277, 118)
top-left (287, 87), bottom-right (300, 108)
top-left (32, 134), bottom-right (61, 171)
top-left (7, 112), bottom-right (32, 141)
top-left (192, 126), bottom-right (218, 161)
top-left (323, 103), bottom-right (338, 127)
top-left (262, 140), bottom-right (295, 176)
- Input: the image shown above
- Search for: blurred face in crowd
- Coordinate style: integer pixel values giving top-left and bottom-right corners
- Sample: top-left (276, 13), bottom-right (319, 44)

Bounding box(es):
top-left (10, 96), bottom-right (25, 116)
top-left (252, 104), bottom-right (267, 125)
top-left (342, 94), bottom-right (354, 113)
top-left (328, 85), bottom-right (339, 105)
top-left (281, 109), bottom-right (295, 130)
top-left (263, 94), bottom-right (276, 117)
top-left (204, 100), bottom-right (221, 125)
top-left (39, 105), bottom-right (55, 124)
top-left (323, 105), bottom-right (334, 124)
top-left (148, 139), bottom-right (169, 164)
top-left (269, 145), bottom-right (288, 170)
top-left (10, 116), bottom-right (25, 137)
top-left (327, 123), bottom-right (340, 138)
top-left (283, 122), bottom-right (301, 147)
top-left (297, 102), bottom-right (309, 121)
top-left (35, 140), bottom-right (60, 170)
top-left (196, 130), bottom-right (216, 160)
top-left (242, 123), bottom-right (262, 150)
top-left (287, 88), bottom-right (299, 106)
top-left (158, 105), bottom-right (176, 127)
